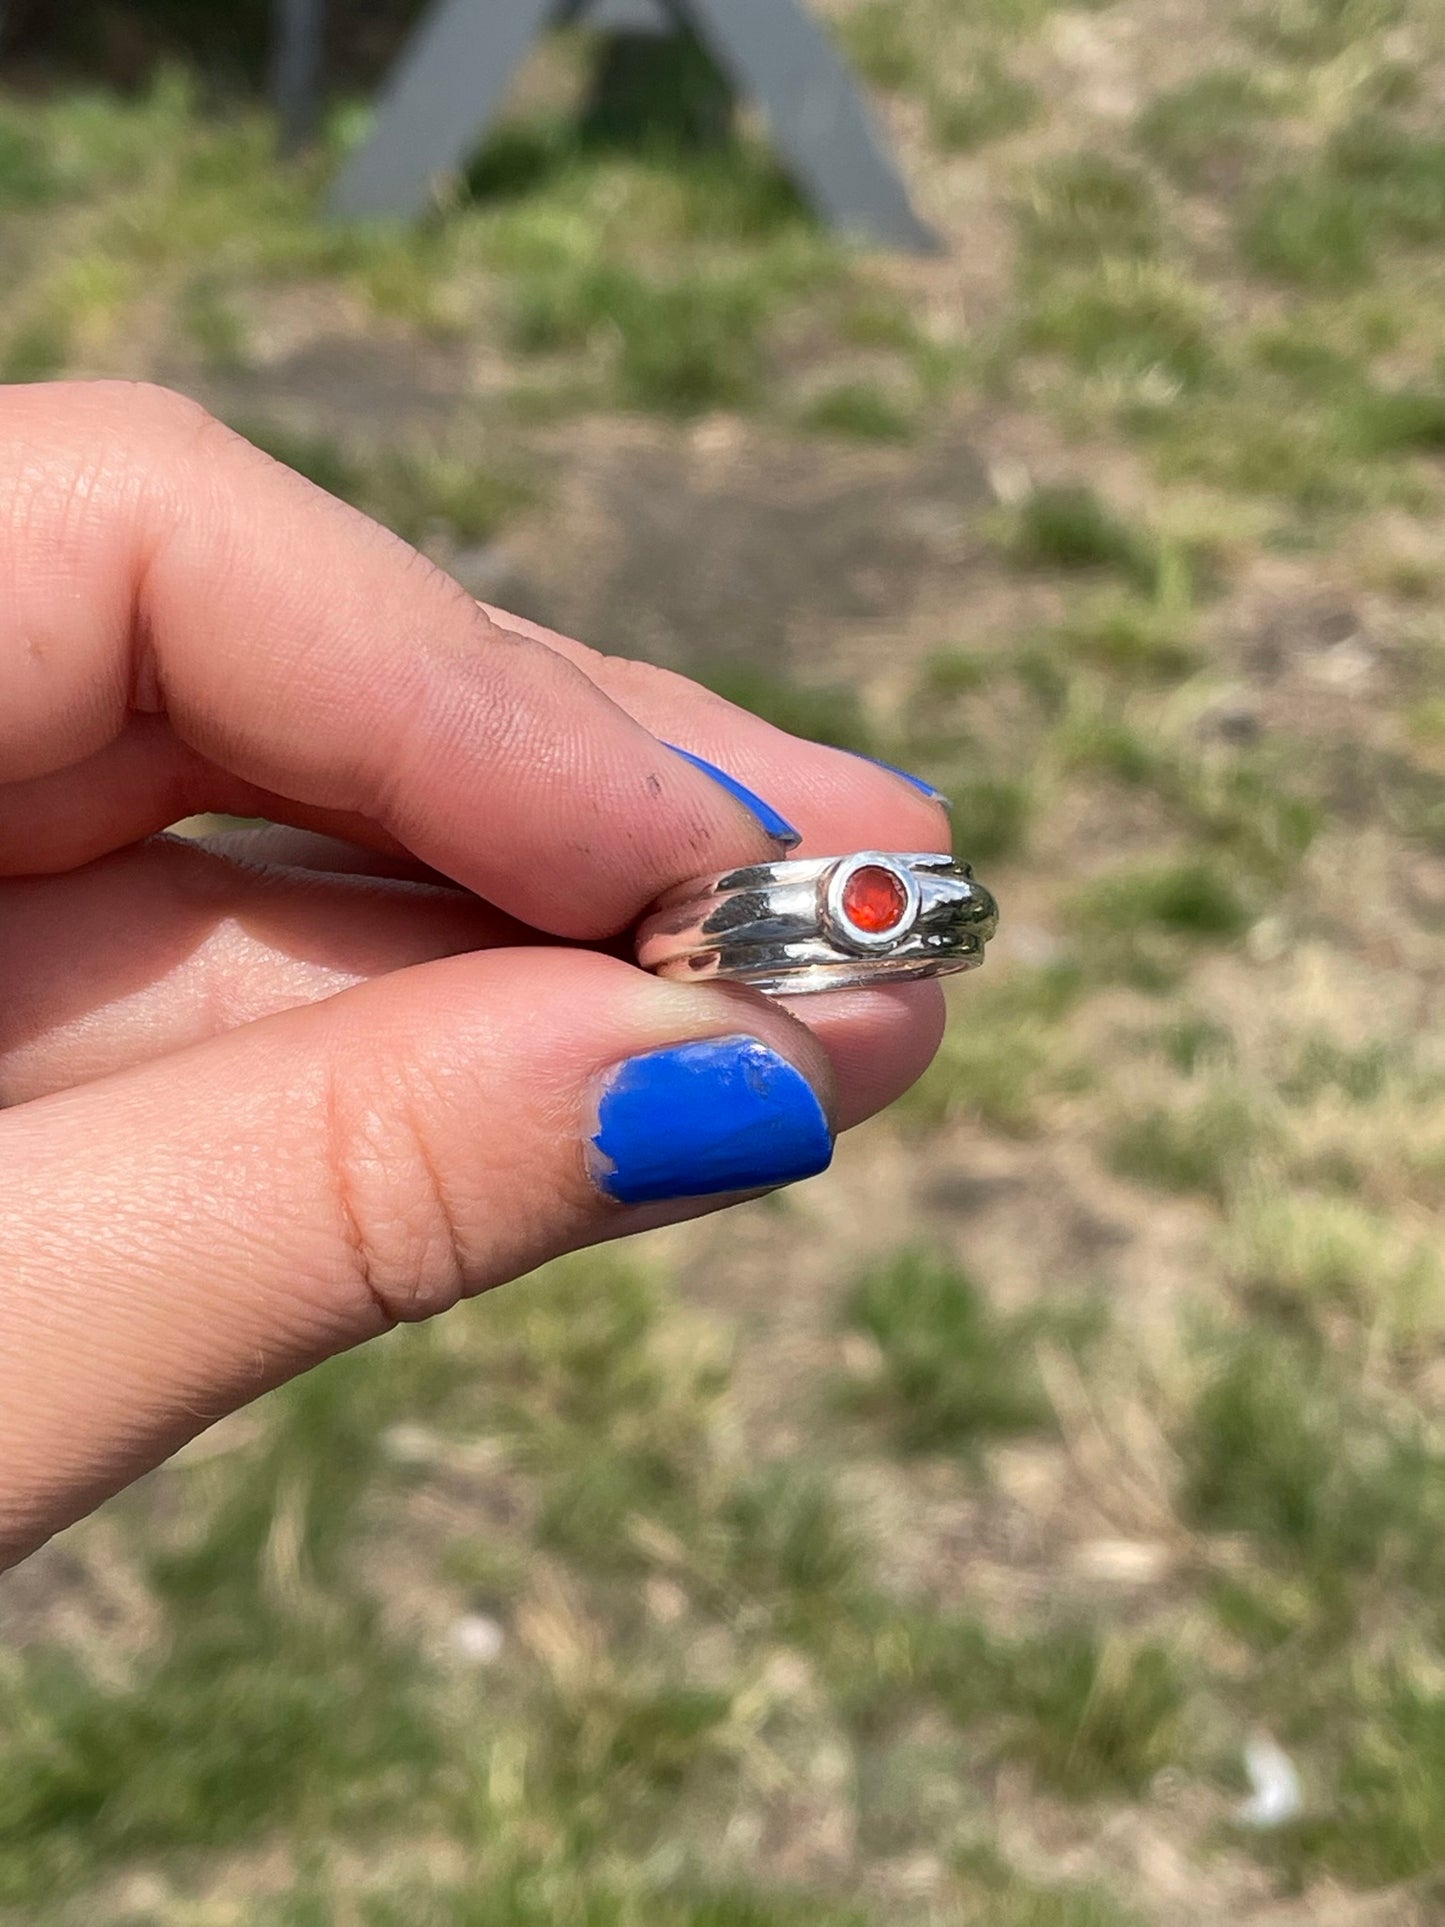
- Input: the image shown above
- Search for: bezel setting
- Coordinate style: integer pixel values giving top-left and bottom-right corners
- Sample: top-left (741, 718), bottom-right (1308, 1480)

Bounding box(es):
top-left (821, 852), bottom-right (921, 955)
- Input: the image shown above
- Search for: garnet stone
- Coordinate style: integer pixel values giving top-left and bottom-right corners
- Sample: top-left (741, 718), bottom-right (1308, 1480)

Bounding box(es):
top-left (841, 863), bottom-right (909, 935)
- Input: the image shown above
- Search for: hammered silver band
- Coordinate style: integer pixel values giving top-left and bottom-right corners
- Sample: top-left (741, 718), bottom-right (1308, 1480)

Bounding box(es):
top-left (635, 850), bottom-right (999, 996)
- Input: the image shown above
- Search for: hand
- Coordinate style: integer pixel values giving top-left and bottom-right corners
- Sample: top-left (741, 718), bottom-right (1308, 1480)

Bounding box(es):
top-left (0, 382), bottom-right (949, 1570)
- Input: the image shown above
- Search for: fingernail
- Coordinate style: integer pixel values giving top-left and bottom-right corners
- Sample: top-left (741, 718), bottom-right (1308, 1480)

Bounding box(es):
top-left (588, 1035), bottom-right (834, 1206)
top-left (849, 753), bottom-right (952, 809)
top-left (663, 744), bottom-right (802, 850)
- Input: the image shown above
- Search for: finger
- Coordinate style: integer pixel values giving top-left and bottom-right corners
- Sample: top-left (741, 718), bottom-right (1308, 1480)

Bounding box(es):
top-left (0, 833), bottom-right (944, 1124)
top-left (0, 715), bottom-right (433, 878)
top-left (0, 832), bottom-right (524, 1104)
top-left (0, 382), bottom-right (799, 931)
top-left (0, 949), bottom-right (859, 1565)
top-left (476, 603), bottom-right (953, 856)
top-left (781, 981), bottom-right (946, 1129)
top-left (187, 822), bottom-right (458, 883)
top-left (473, 606), bottom-right (953, 1117)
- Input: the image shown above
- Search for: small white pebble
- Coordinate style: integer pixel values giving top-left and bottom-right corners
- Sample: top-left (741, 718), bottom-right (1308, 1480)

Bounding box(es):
top-left (988, 459), bottom-right (1033, 506)
top-left (450, 1613), bottom-right (506, 1666)
top-left (1235, 1731), bottom-right (1303, 1828)
top-left (380, 1422), bottom-right (436, 1464)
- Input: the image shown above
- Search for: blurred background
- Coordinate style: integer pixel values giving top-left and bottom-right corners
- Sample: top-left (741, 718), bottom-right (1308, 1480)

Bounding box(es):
top-left (2, 2), bottom-right (1444, 1922)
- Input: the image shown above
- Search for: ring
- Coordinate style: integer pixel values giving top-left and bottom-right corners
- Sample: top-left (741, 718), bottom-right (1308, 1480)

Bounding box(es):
top-left (635, 851), bottom-right (999, 995)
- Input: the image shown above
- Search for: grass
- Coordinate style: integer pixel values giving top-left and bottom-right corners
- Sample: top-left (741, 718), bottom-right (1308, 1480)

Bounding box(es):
top-left (227, 417), bottom-right (537, 548)
top-left (0, 1345), bottom-right (453, 1906)
top-left (1068, 856), bottom-right (1255, 987)
top-left (840, 1246), bottom-right (1098, 1452)
top-left (990, 1626), bottom-right (1190, 1798)
top-left (994, 485), bottom-right (1167, 590)
top-left (689, 664), bottom-right (882, 756)
top-left (1244, 0), bottom-right (1404, 60)
top-left (1050, 591), bottom-right (1204, 682)
top-left (1180, 1326), bottom-right (1445, 1610)
top-left (953, 1853), bottom-right (1151, 1927)
top-left (833, 1605), bottom-right (1193, 1800)
top-left (0, 71), bottom-right (931, 427)
top-left (1134, 69), bottom-right (1280, 190)
top-left (1018, 260), bottom-right (1220, 393)
top-left (930, 57), bottom-right (1041, 152)
top-left (1017, 155), bottom-right (1162, 266)
top-left (1240, 118), bottom-right (1445, 288)
top-left (800, 379), bottom-right (920, 442)
top-left (509, 258), bottom-right (773, 412)
top-left (1108, 1088), bottom-right (1271, 1201)
top-left (902, 962), bottom-right (1083, 1131)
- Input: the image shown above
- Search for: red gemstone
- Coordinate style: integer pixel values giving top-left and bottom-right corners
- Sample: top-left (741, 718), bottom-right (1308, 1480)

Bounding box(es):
top-left (841, 864), bottom-right (908, 934)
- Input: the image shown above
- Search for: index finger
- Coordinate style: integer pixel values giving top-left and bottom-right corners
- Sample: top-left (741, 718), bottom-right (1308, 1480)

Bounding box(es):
top-left (0, 382), bottom-right (798, 936)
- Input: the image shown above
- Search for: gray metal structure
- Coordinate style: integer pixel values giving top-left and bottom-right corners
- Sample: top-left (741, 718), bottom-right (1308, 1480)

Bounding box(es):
top-left (583, 0), bottom-right (675, 25)
top-left (327, 0), bottom-right (938, 252)
top-left (272, 0), bottom-right (327, 153)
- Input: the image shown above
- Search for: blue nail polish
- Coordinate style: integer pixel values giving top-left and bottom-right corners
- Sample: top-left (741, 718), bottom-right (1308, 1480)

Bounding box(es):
top-left (588, 1035), bottom-right (833, 1206)
top-left (850, 753), bottom-right (952, 808)
top-left (663, 744), bottom-right (802, 849)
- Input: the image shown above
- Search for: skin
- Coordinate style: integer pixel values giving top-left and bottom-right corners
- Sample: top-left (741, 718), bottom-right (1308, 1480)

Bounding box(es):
top-left (0, 381), bottom-right (949, 1573)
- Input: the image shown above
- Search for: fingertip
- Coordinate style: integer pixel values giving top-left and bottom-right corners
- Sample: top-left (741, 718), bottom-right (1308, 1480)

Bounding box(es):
top-left (776, 977), bottom-right (947, 1132)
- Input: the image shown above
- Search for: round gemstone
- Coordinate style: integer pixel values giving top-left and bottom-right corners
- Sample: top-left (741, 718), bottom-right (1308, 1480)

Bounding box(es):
top-left (840, 863), bottom-right (908, 935)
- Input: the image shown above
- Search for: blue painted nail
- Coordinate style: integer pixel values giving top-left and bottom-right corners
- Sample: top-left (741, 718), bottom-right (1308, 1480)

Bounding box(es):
top-left (850, 753), bottom-right (952, 809)
top-left (588, 1035), bottom-right (834, 1206)
top-left (663, 744), bottom-right (802, 849)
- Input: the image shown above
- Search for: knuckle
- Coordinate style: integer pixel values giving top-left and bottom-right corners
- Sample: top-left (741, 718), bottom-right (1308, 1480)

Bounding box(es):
top-left (321, 1047), bottom-right (471, 1328)
top-left (116, 379), bottom-right (216, 437)
top-left (76, 380), bottom-right (224, 469)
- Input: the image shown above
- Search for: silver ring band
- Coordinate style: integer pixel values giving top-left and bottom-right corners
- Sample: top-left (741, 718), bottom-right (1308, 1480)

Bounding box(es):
top-left (635, 850), bottom-right (999, 995)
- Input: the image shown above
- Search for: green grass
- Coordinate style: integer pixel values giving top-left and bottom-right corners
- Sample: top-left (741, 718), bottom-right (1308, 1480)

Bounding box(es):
top-left (1019, 260), bottom-right (1220, 392)
top-left (1018, 154), bottom-right (1163, 265)
top-left (1275, 1668), bottom-right (1445, 1887)
top-left (256, 1877), bottom-right (876, 1925)
top-left (1134, 69), bottom-right (1279, 189)
top-left (1107, 1089), bottom-right (1270, 1201)
top-left (991, 1627), bottom-right (1191, 1798)
top-left (840, 1247), bottom-right (1098, 1453)
top-left (953, 1849), bottom-right (1151, 1927)
top-left (227, 417), bottom-right (537, 547)
top-left (1239, 117), bottom-right (1445, 287)
top-left (509, 259), bottom-right (773, 412)
top-left (0, 1345), bottom-right (456, 1906)
top-left (1180, 1327), bottom-right (1445, 1605)
top-left (0, 109), bottom-right (63, 207)
top-left (995, 485), bottom-right (1165, 589)
top-left (1223, 1188), bottom-right (1445, 1336)
top-left (1050, 592), bottom-right (1204, 683)
top-left (930, 57), bottom-right (1040, 152)
top-left (1238, 171), bottom-right (1375, 287)
top-left (1074, 859), bottom-right (1254, 938)
top-left (800, 379), bottom-right (920, 442)
top-left (0, 73), bottom-right (940, 426)
top-left (1068, 856), bottom-right (1254, 987)
top-left (688, 664), bottom-right (882, 756)
top-left (903, 963), bottom-right (1083, 1131)
top-left (1244, 0), bottom-right (1404, 59)
top-left (841, 1607), bottom-right (1193, 1800)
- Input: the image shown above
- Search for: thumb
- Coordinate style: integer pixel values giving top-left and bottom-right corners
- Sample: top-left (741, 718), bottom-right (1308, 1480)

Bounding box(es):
top-left (0, 950), bottom-right (837, 1568)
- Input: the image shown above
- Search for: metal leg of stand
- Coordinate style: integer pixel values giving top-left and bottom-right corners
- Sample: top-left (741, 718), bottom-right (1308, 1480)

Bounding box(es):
top-left (328, 0), bottom-right (937, 253)
top-left (329, 0), bottom-right (555, 218)
top-left (685, 0), bottom-right (938, 251)
top-left (272, 0), bottom-right (327, 155)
